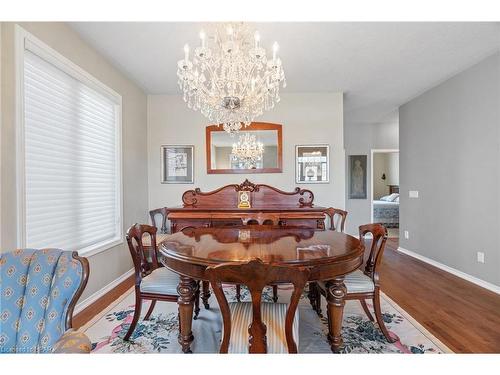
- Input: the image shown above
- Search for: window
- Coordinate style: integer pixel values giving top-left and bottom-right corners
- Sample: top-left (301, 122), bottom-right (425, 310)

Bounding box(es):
top-left (17, 29), bottom-right (122, 256)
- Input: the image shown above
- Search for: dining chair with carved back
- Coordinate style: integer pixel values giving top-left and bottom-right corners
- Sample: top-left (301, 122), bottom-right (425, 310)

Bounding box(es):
top-left (331, 208), bottom-right (348, 232)
top-left (123, 223), bottom-right (201, 341)
top-left (138, 208), bottom-right (170, 266)
top-left (307, 207), bottom-right (348, 315)
top-left (316, 223), bottom-right (396, 343)
top-left (325, 207), bottom-right (348, 232)
top-left (207, 258), bottom-right (310, 353)
top-left (149, 207), bottom-right (169, 234)
top-left (235, 214), bottom-right (280, 304)
top-left (148, 207), bottom-right (171, 250)
top-left (149, 208), bottom-right (211, 310)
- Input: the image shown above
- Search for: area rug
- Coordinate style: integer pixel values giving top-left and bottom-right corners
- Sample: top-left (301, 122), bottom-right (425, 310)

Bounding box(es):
top-left (82, 285), bottom-right (451, 354)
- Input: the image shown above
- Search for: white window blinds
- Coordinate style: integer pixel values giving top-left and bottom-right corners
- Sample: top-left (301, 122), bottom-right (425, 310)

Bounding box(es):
top-left (22, 44), bottom-right (122, 254)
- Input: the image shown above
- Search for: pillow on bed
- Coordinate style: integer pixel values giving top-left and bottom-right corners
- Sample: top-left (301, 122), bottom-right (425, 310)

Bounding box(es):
top-left (380, 193), bottom-right (399, 202)
top-left (394, 196), bottom-right (399, 202)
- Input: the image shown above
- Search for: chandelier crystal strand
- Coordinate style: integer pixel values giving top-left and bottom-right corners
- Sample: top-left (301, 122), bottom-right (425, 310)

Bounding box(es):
top-left (232, 133), bottom-right (264, 169)
top-left (177, 23), bottom-right (286, 134)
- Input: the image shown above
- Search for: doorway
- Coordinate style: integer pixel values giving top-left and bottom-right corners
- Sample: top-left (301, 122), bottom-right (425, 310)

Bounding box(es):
top-left (370, 149), bottom-right (399, 238)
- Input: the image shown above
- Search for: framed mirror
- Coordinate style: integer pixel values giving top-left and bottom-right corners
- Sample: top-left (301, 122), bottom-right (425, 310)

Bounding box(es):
top-left (206, 122), bottom-right (283, 174)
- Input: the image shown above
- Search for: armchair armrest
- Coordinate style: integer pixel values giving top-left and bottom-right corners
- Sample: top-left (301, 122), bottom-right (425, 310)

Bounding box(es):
top-left (52, 329), bottom-right (91, 354)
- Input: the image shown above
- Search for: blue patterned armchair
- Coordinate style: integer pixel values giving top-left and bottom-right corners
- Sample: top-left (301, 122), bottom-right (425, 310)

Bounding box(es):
top-left (0, 249), bottom-right (90, 353)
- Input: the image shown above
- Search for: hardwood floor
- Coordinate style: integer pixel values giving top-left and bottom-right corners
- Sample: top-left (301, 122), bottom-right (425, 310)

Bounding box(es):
top-left (380, 238), bottom-right (500, 353)
top-left (74, 239), bottom-right (500, 353)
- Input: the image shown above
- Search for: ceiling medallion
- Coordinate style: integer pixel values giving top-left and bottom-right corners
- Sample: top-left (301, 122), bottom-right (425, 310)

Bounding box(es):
top-left (177, 23), bottom-right (286, 134)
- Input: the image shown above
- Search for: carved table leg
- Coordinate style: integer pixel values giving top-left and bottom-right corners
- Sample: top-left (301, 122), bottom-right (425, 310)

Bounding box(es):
top-left (326, 277), bottom-right (347, 353)
top-left (202, 280), bottom-right (211, 309)
top-left (177, 275), bottom-right (197, 353)
top-left (248, 317), bottom-right (268, 353)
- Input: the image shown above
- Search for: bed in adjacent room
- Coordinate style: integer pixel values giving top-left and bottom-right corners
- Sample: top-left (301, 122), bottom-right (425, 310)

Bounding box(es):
top-left (373, 193), bottom-right (399, 228)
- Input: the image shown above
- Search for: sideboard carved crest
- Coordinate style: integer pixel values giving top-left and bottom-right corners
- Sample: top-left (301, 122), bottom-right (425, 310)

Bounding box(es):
top-left (181, 179), bottom-right (315, 208)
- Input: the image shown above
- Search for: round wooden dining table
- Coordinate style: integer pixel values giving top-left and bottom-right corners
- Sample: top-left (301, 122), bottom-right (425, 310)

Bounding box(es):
top-left (159, 225), bottom-right (364, 353)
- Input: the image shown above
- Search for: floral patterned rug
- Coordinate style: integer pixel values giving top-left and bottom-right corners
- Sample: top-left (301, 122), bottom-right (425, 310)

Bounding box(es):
top-left (82, 285), bottom-right (451, 354)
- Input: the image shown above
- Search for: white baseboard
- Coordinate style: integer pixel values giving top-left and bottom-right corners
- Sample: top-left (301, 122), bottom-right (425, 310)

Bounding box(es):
top-left (397, 247), bottom-right (500, 295)
top-left (74, 268), bottom-right (134, 314)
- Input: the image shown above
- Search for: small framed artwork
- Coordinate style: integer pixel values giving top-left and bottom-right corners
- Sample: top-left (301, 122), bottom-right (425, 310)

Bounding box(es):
top-left (296, 145), bottom-right (330, 183)
top-left (161, 145), bottom-right (194, 184)
top-left (348, 155), bottom-right (367, 199)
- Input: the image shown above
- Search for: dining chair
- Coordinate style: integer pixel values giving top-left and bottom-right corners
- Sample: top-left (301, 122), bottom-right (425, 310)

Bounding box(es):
top-left (149, 206), bottom-right (170, 236)
top-left (207, 258), bottom-right (310, 353)
top-left (325, 207), bottom-right (348, 232)
top-left (123, 223), bottom-right (200, 341)
top-left (149, 208), bottom-right (211, 309)
top-left (308, 207), bottom-right (348, 315)
top-left (235, 216), bottom-right (280, 304)
top-left (139, 208), bottom-right (171, 264)
top-left (316, 223), bottom-right (396, 343)
top-left (149, 207), bottom-right (169, 234)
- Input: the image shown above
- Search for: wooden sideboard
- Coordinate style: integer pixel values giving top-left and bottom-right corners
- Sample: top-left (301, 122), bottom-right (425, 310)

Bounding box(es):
top-left (163, 179), bottom-right (338, 233)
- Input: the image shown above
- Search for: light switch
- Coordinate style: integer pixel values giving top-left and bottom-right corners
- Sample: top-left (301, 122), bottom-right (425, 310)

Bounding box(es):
top-left (409, 190), bottom-right (419, 198)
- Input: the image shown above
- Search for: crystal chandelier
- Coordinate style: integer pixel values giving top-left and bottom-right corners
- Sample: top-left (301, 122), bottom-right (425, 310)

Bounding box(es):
top-left (177, 23), bottom-right (286, 133)
top-left (231, 132), bottom-right (264, 168)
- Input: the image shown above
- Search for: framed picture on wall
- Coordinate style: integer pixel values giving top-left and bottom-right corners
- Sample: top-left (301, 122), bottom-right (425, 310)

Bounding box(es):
top-left (161, 145), bottom-right (194, 184)
top-left (348, 154), bottom-right (367, 199)
top-left (295, 145), bottom-right (329, 183)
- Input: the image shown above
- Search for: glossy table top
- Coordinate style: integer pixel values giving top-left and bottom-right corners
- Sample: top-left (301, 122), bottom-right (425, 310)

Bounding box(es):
top-left (159, 225), bottom-right (362, 266)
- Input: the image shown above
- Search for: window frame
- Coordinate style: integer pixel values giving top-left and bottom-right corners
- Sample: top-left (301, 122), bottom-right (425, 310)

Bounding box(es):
top-left (15, 25), bottom-right (123, 257)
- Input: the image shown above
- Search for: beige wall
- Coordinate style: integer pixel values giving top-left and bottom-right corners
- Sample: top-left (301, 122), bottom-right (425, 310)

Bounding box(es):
top-left (148, 93), bottom-right (345, 212)
top-left (373, 152), bottom-right (399, 199)
top-left (373, 153), bottom-right (388, 199)
top-left (387, 152), bottom-right (399, 185)
top-left (0, 23), bottom-right (149, 299)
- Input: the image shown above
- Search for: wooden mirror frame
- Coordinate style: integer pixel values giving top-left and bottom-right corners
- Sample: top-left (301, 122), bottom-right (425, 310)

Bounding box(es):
top-left (206, 122), bottom-right (283, 174)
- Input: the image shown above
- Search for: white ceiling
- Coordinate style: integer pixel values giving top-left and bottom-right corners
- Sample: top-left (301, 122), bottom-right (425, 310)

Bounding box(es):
top-left (69, 22), bottom-right (500, 123)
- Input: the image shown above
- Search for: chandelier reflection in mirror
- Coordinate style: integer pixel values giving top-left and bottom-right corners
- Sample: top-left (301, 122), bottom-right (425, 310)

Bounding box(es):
top-left (177, 23), bottom-right (286, 134)
top-left (231, 132), bottom-right (264, 169)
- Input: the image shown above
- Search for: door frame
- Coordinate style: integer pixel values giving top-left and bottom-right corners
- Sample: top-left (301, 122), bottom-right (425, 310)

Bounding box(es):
top-left (370, 149), bottom-right (399, 223)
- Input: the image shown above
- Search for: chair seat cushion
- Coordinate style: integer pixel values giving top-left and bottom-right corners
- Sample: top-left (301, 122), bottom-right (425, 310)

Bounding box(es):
top-left (318, 269), bottom-right (375, 294)
top-left (140, 267), bottom-right (179, 295)
top-left (226, 302), bottom-right (299, 354)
